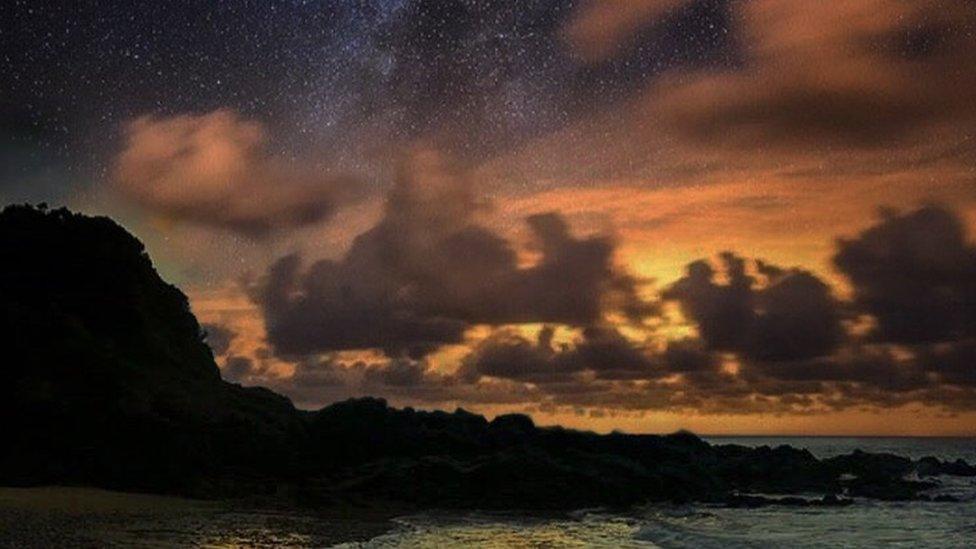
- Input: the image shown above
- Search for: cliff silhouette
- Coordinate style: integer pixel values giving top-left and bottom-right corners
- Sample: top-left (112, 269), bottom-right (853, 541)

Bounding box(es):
top-left (1, 204), bottom-right (973, 509)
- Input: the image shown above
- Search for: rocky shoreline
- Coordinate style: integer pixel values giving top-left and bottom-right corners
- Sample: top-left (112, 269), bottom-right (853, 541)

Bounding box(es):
top-left (259, 398), bottom-right (976, 510)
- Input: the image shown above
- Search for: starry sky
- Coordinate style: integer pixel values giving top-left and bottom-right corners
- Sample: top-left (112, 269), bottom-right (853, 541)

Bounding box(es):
top-left (4, 0), bottom-right (976, 435)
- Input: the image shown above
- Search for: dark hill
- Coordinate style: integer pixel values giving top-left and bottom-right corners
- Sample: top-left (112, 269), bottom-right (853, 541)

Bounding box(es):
top-left (1, 204), bottom-right (973, 509)
top-left (0, 205), bottom-right (303, 495)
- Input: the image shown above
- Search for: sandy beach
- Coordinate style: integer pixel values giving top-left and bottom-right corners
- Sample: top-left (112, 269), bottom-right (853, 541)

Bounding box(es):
top-left (0, 487), bottom-right (395, 548)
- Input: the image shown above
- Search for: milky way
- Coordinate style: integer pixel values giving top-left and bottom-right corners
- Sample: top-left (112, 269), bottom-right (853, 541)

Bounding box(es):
top-left (2, 1), bottom-right (736, 189)
top-left (4, 1), bottom-right (976, 434)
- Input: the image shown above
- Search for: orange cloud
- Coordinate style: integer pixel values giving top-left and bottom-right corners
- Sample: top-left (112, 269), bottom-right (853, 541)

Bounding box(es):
top-left (114, 109), bottom-right (359, 237)
top-left (648, 0), bottom-right (976, 151)
top-left (497, 172), bottom-right (976, 293)
top-left (503, 0), bottom-right (976, 189)
top-left (562, 0), bottom-right (688, 63)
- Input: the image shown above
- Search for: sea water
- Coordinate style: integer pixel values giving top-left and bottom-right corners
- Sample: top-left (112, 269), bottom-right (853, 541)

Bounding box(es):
top-left (350, 437), bottom-right (976, 548)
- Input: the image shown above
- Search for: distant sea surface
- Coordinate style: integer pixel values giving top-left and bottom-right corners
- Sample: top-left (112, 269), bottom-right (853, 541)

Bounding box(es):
top-left (703, 435), bottom-right (976, 463)
top-left (351, 437), bottom-right (976, 548)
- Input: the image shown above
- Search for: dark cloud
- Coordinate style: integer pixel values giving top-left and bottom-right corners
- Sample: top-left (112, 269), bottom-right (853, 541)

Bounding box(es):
top-left (253, 149), bottom-right (651, 357)
top-left (740, 346), bottom-right (932, 394)
top-left (460, 325), bottom-right (660, 384)
top-left (572, 326), bottom-right (661, 380)
top-left (834, 205), bottom-right (976, 344)
top-left (202, 323), bottom-right (235, 356)
top-left (916, 340), bottom-right (976, 388)
top-left (651, 221), bottom-right (976, 411)
top-left (363, 358), bottom-right (429, 387)
top-left (664, 252), bottom-right (843, 362)
top-left (662, 338), bottom-right (720, 374)
top-left (256, 251), bottom-right (468, 358)
top-left (222, 355), bottom-right (261, 383)
top-left (246, 203), bottom-right (976, 416)
top-left (459, 327), bottom-right (582, 383)
top-left (286, 357), bottom-right (348, 389)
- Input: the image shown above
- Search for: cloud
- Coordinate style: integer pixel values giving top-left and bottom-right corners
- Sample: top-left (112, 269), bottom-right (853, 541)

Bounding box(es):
top-left (363, 358), bottom-right (429, 388)
top-left (646, 0), bottom-right (976, 150)
top-left (649, 206), bottom-right (976, 412)
top-left (113, 109), bottom-right (356, 237)
top-left (222, 355), bottom-right (263, 383)
top-left (202, 322), bottom-right (236, 356)
top-left (459, 327), bottom-right (580, 383)
top-left (460, 325), bottom-right (658, 384)
top-left (917, 341), bottom-right (976, 388)
top-left (662, 337), bottom-right (720, 375)
top-left (244, 201), bottom-right (976, 417)
top-left (741, 346), bottom-right (930, 394)
top-left (834, 205), bottom-right (976, 344)
top-left (252, 148), bottom-right (652, 358)
top-left (562, 0), bottom-right (688, 64)
top-left (254, 251), bottom-right (468, 358)
top-left (510, 0), bottom-right (976, 189)
top-left (664, 252), bottom-right (843, 362)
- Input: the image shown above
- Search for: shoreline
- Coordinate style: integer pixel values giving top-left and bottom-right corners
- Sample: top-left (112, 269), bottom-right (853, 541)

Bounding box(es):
top-left (0, 486), bottom-right (400, 548)
top-left (3, 471), bottom-right (973, 548)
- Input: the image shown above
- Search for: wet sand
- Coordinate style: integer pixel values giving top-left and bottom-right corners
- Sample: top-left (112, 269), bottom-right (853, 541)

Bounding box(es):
top-left (0, 486), bottom-right (396, 548)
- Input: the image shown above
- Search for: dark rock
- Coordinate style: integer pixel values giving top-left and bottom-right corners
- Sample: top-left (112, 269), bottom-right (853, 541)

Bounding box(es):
top-left (946, 459), bottom-right (976, 476)
top-left (917, 456), bottom-right (943, 477)
top-left (825, 450), bottom-right (914, 481)
top-left (490, 413), bottom-right (536, 433)
top-left (916, 456), bottom-right (976, 477)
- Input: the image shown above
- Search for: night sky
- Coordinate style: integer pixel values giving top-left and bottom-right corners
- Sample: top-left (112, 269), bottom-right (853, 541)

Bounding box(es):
top-left (4, 0), bottom-right (976, 434)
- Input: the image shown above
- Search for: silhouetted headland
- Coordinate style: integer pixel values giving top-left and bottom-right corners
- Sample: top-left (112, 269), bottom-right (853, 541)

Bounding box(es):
top-left (2, 204), bottom-right (974, 510)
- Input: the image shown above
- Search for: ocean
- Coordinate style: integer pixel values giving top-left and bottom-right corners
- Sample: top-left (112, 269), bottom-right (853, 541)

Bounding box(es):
top-left (348, 437), bottom-right (976, 548)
